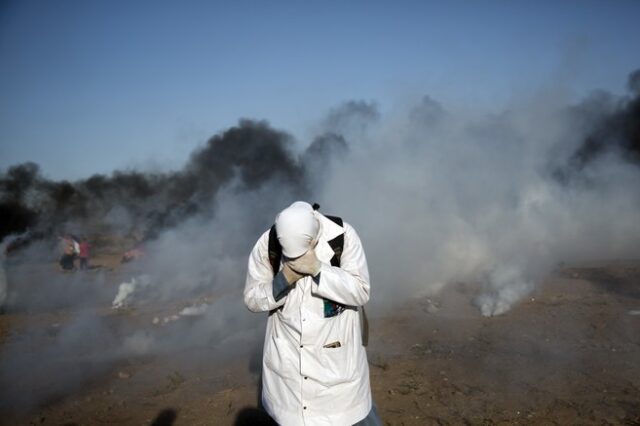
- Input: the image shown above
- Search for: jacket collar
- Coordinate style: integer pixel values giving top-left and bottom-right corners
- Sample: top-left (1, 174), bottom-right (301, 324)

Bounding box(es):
top-left (317, 213), bottom-right (344, 241)
top-left (314, 213), bottom-right (344, 264)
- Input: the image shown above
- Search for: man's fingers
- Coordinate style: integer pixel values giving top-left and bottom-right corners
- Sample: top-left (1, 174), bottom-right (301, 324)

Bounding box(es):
top-left (282, 263), bottom-right (304, 284)
top-left (287, 249), bottom-right (321, 277)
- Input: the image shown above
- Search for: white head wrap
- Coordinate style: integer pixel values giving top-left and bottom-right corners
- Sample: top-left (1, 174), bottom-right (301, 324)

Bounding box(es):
top-left (275, 201), bottom-right (320, 258)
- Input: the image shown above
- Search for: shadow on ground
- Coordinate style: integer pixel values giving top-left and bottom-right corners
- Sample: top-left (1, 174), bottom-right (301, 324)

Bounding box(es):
top-left (233, 407), bottom-right (277, 426)
top-left (150, 408), bottom-right (177, 426)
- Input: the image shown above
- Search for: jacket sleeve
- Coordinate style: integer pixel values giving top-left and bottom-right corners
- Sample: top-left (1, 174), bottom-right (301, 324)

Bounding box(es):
top-left (312, 222), bottom-right (370, 306)
top-left (243, 231), bottom-right (289, 313)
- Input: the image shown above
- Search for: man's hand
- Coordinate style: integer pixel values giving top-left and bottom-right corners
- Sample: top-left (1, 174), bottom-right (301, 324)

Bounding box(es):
top-left (281, 263), bottom-right (305, 284)
top-left (287, 248), bottom-right (321, 277)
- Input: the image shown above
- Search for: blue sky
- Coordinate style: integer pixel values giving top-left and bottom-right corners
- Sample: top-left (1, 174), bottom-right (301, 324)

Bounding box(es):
top-left (1, 0), bottom-right (639, 180)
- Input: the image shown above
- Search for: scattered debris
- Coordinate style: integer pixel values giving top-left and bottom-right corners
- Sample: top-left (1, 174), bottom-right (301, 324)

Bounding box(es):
top-left (163, 315), bottom-right (179, 324)
top-left (179, 303), bottom-right (209, 317)
top-left (121, 245), bottom-right (145, 264)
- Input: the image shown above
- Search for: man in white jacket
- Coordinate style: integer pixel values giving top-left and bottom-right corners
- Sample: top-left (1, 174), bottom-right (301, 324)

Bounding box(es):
top-left (244, 201), bottom-right (380, 425)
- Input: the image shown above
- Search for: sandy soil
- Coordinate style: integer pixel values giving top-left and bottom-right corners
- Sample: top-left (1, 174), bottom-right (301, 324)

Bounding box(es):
top-left (1, 258), bottom-right (639, 426)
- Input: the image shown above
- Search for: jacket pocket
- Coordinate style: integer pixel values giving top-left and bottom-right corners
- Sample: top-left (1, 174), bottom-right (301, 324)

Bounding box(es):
top-left (317, 344), bottom-right (355, 386)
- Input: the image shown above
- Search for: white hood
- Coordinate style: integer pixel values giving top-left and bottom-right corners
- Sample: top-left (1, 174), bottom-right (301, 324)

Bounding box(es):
top-left (274, 201), bottom-right (320, 258)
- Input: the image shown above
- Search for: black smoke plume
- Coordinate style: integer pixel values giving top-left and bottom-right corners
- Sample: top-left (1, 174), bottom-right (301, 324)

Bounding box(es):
top-left (0, 120), bottom-right (308, 249)
top-left (556, 68), bottom-right (640, 182)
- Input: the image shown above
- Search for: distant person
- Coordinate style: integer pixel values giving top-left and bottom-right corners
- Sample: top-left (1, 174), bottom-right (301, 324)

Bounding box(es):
top-left (72, 236), bottom-right (80, 257)
top-left (78, 238), bottom-right (90, 270)
top-left (58, 235), bottom-right (76, 271)
top-left (244, 201), bottom-right (381, 425)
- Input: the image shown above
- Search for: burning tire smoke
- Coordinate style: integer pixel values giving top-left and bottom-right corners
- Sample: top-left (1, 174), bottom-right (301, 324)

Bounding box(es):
top-left (0, 119), bottom-right (309, 245)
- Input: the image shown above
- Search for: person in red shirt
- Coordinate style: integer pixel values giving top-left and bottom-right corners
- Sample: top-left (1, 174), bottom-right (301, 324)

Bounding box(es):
top-left (78, 238), bottom-right (90, 270)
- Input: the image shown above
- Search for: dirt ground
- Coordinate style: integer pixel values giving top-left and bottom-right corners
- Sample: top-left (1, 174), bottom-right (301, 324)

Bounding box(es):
top-left (1, 256), bottom-right (639, 426)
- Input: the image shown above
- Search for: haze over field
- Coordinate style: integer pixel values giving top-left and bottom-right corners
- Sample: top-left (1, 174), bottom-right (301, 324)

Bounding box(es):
top-left (1, 67), bottom-right (640, 312)
top-left (1, 0), bottom-right (639, 418)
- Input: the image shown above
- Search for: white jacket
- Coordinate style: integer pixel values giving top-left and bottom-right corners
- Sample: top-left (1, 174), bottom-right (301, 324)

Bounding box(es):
top-left (244, 213), bottom-right (372, 426)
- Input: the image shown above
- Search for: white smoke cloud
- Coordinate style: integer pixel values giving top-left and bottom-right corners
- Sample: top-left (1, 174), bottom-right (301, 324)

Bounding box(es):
top-left (2, 73), bottom-right (640, 414)
top-left (314, 89), bottom-right (640, 316)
